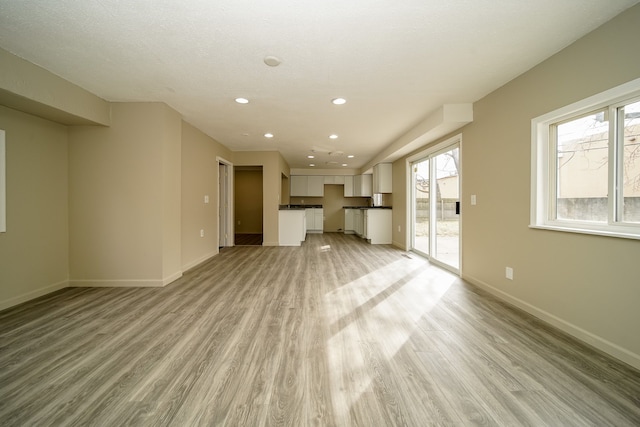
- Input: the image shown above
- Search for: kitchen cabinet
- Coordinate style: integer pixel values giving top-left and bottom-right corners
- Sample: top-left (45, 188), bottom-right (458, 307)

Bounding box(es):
top-left (344, 208), bottom-right (355, 233)
top-left (373, 163), bottom-right (392, 193)
top-left (305, 208), bottom-right (324, 233)
top-left (279, 209), bottom-right (306, 246)
top-left (364, 209), bottom-right (392, 244)
top-left (307, 176), bottom-right (324, 196)
top-left (354, 174), bottom-right (373, 197)
top-left (290, 176), bottom-right (324, 197)
top-left (354, 209), bottom-right (364, 237)
top-left (344, 176), bottom-right (354, 197)
top-left (290, 176), bottom-right (307, 197)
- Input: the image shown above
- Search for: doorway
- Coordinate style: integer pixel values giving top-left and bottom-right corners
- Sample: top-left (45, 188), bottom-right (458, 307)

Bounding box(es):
top-left (234, 166), bottom-right (263, 246)
top-left (410, 138), bottom-right (460, 273)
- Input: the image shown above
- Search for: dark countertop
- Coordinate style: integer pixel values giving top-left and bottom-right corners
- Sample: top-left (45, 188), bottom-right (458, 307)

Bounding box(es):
top-left (343, 206), bottom-right (393, 209)
top-left (279, 204), bottom-right (323, 210)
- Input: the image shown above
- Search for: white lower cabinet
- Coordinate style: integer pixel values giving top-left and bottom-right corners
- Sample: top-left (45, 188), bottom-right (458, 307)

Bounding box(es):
top-left (344, 209), bottom-right (355, 233)
top-left (364, 209), bottom-right (392, 244)
top-left (305, 208), bottom-right (324, 233)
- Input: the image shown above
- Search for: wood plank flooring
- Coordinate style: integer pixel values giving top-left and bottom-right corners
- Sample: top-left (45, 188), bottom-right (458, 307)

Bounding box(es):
top-left (1, 233), bottom-right (639, 426)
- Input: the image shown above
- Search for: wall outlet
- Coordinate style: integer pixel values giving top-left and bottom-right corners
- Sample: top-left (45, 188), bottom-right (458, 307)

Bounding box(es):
top-left (506, 267), bottom-right (514, 280)
top-left (200, 229), bottom-right (205, 238)
top-left (204, 195), bottom-right (209, 204)
top-left (471, 195), bottom-right (477, 205)
top-left (398, 225), bottom-right (401, 232)
top-left (237, 220), bottom-right (241, 225)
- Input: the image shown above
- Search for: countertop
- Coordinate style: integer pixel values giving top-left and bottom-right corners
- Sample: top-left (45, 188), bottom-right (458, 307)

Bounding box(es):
top-left (343, 206), bottom-right (393, 209)
top-left (279, 204), bottom-right (323, 210)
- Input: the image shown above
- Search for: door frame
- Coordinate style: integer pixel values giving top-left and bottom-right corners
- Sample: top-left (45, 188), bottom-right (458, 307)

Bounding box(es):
top-left (406, 134), bottom-right (462, 274)
top-left (217, 156), bottom-right (234, 247)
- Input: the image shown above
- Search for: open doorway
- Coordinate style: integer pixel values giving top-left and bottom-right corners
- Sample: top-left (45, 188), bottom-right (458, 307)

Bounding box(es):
top-left (234, 166), bottom-right (263, 246)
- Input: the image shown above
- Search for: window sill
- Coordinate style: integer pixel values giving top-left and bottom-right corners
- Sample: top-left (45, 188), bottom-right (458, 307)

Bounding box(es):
top-left (529, 223), bottom-right (640, 240)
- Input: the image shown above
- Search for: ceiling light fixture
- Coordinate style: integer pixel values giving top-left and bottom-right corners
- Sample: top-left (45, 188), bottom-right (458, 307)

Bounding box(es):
top-left (309, 163), bottom-right (315, 167)
top-left (235, 97), bottom-right (249, 104)
top-left (331, 98), bottom-right (346, 105)
top-left (347, 155), bottom-right (354, 158)
top-left (263, 55), bottom-right (282, 67)
top-left (342, 164), bottom-right (348, 167)
top-left (329, 134), bottom-right (338, 139)
top-left (307, 155), bottom-right (314, 159)
top-left (264, 133), bottom-right (274, 138)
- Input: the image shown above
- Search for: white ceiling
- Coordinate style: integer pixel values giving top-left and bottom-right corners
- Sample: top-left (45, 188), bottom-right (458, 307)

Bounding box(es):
top-left (0, 0), bottom-right (638, 169)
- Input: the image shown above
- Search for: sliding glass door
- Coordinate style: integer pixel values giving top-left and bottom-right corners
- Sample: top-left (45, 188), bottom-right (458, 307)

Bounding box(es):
top-left (411, 141), bottom-right (460, 272)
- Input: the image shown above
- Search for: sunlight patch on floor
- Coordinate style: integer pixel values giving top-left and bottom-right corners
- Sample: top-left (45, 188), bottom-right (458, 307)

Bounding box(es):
top-left (324, 255), bottom-right (457, 418)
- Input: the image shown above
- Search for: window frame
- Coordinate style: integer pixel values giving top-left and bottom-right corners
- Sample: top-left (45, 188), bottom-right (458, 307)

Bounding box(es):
top-left (531, 78), bottom-right (640, 240)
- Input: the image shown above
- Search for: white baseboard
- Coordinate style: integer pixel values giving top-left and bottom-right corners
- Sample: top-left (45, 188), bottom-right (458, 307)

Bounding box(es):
top-left (163, 271), bottom-right (182, 286)
top-left (0, 279), bottom-right (68, 311)
top-left (462, 273), bottom-right (640, 371)
top-left (70, 270), bottom-right (183, 288)
top-left (182, 251), bottom-right (218, 272)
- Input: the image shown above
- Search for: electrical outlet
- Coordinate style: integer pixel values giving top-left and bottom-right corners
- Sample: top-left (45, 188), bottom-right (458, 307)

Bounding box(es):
top-left (200, 229), bottom-right (205, 238)
top-left (237, 220), bottom-right (241, 225)
top-left (204, 195), bottom-right (209, 204)
top-left (471, 195), bottom-right (477, 205)
top-left (506, 267), bottom-right (514, 280)
top-left (398, 225), bottom-right (401, 232)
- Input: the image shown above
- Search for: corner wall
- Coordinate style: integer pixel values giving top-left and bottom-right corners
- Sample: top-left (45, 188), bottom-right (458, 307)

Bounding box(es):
top-left (68, 102), bottom-right (182, 287)
top-left (181, 121), bottom-right (233, 270)
top-left (0, 106), bottom-right (69, 309)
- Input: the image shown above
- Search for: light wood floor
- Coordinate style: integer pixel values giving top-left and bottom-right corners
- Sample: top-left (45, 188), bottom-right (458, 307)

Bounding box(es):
top-left (1, 233), bottom-right (639, 426)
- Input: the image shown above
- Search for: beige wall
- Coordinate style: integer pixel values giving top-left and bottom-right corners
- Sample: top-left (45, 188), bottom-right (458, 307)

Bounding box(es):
top-left (68, 102), bottom-right (182, 286)
top-left (0, 106), bottom-right (69, 309)
top-left (235, 169), bottom-right (263, 234)
top-left (180, 121), bottom-right (233, 271)
top-left (394, 5), bottom-right (640, 368)
top-left (235, 151), bottom-right (290, 246)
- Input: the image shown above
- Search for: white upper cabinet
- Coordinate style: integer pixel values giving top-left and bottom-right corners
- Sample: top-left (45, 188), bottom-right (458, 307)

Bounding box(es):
top-left (373, 163), bottom-right (392, 193)
top-left (290, 176), bottom-right (307, 197)
top-left (290, 175), bottom-right (324, 197)
top-left (307, 176), bottom-right (324, 196)
top-left (344, 175), bottom-right (354, 197)
top-left (354, 174), bottom-right (372, 197)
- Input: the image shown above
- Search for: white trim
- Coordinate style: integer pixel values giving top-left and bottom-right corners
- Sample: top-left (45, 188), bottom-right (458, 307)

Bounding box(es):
top-left (0, 129), bottom-right (5, 233)
top-left (70, 272), bottom-right (182, 288)
top-left (531, 78), bottom-right (640, 239)
top-left (0, 279), bottom-right (69, 311)
top-left (182, 251), bottom-right (218, 272)
top-left (463, 274), bottom-right (640, 371)
top-left (217, 156), bottom-right (234, 247)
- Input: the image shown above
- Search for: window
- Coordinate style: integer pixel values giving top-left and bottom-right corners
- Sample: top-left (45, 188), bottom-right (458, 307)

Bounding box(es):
top-left (531, 78), bottom-right (640, 239)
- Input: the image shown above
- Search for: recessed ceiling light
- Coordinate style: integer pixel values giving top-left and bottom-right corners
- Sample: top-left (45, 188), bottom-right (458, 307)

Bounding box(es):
top-left (264, 133), bottom-right (274, 138)
top-left (331, 98), bottom-right (346, 105)
top-left (309, 163), bottom-right (315, 167)
top-left (235, 97), bottom-right (249, 104)
top-left (347, 155), bottom-right (354, 158)
top-left (329, 134), bottom-right (338, 139)
top-left (307, 155), bottom-right (315, 159)
top-left (342, 164), bottom-right (348, 167)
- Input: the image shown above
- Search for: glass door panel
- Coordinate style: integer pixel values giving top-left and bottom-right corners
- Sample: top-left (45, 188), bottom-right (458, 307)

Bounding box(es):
top-left (433, 148), bottom-right (460, 269)
top-left (412, 159), bottom-right (430, 256)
